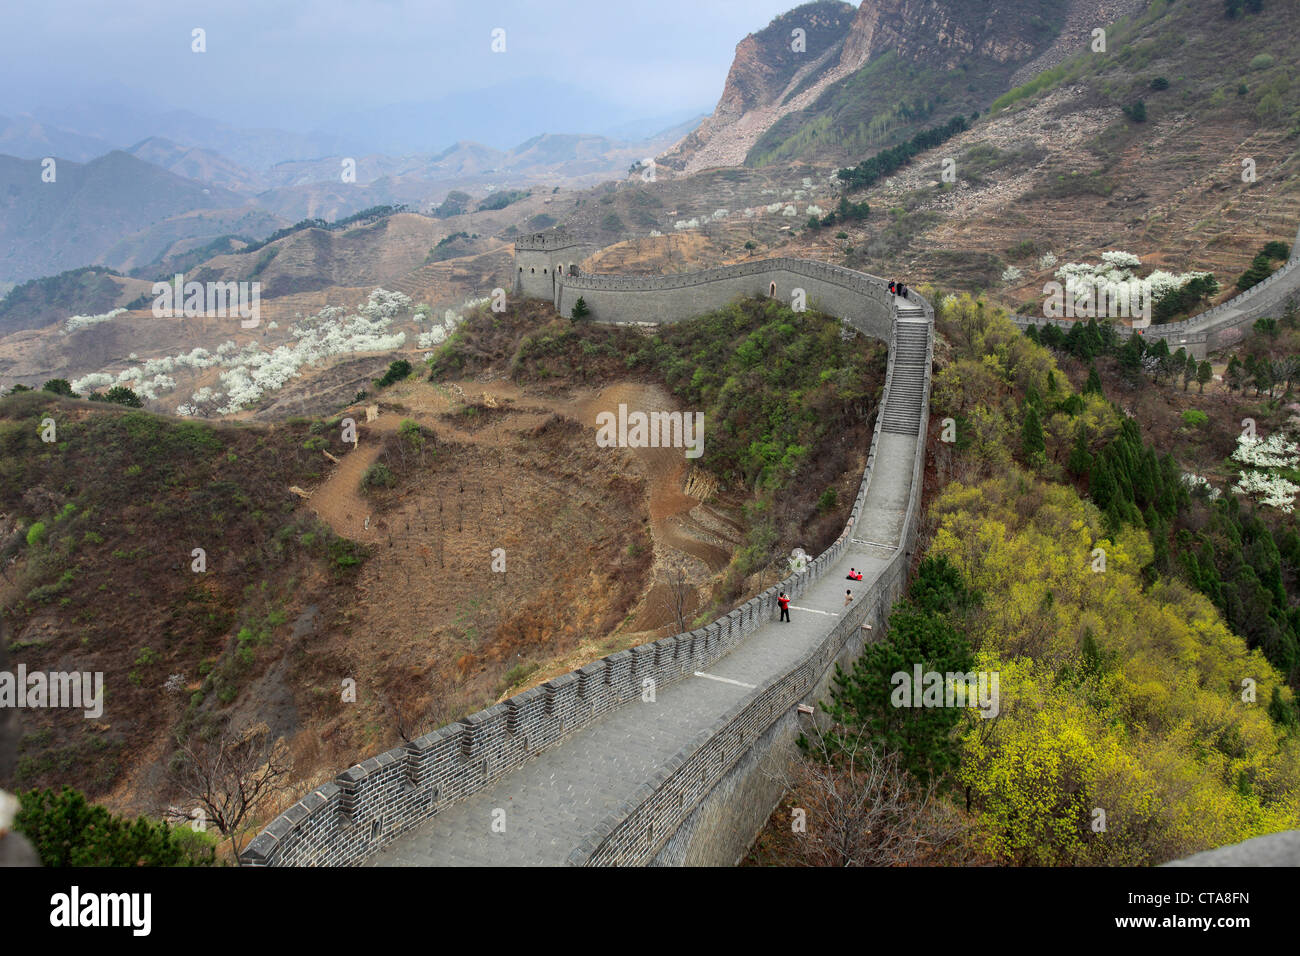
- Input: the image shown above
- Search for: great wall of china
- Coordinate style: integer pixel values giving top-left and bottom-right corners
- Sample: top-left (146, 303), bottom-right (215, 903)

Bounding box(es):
top-left (243, 222), bottom-right (1300, 866)
top-left (241, 234), bottom-right (932, 866)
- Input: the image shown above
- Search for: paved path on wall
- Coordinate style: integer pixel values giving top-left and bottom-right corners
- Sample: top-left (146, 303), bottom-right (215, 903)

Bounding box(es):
top-left (366, 432), bottom-right (918, 866)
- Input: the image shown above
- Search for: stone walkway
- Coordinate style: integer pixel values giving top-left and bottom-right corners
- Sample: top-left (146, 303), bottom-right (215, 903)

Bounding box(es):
top-left (367, 435), bottom-right (918, 866)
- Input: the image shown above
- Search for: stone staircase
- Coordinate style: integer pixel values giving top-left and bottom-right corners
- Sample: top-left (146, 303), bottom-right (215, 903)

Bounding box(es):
top-left (880, 304), bottom-right (929, 436)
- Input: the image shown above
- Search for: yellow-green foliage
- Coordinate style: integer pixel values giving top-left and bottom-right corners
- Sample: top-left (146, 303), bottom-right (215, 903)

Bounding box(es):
top-left (931, 466), bottom-right (1300, 865)
top-left (924, 290), bottom-right (1300, 864)
top-left (931, 292), bottom-right (1114, 473)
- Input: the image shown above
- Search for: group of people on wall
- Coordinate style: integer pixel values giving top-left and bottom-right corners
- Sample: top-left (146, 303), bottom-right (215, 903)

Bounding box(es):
top-left (889, 281), bottom-right (909, 297)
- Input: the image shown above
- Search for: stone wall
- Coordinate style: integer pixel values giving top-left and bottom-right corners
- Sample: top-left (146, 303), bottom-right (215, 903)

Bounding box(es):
top-left (241, 260), bottom-right (928, 867)
top-left (577, 295), bottom-right (934, 866)
top-left (555, 257), bottom-right (896, 342)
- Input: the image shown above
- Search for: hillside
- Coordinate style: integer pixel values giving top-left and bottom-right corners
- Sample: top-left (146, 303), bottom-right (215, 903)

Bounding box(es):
top-left (0, 267), bottom-right (153, 336)
top-left (0, 295), bottom-right (884, 829)
top-left (0, 150), bottom-right (259, 284)
top-left (126, 137), bottom-right (271, 193)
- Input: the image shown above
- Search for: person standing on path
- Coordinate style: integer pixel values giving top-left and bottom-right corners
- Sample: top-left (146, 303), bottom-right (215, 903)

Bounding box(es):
top-left (845, 589), bottom-right (853, 607)
top-left (778, 592), bottom-right (790, 623)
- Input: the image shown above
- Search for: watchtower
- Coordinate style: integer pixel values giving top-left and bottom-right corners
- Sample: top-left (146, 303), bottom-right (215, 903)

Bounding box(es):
top-left (514, 229), bottom-right (585, 300)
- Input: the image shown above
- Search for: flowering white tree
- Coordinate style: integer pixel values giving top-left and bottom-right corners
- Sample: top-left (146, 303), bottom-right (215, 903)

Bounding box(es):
top-left (1054, 252), bottom-right (1211, 312)
top-left (1232, 432), bottom-right (1300, 469)
top-left (1230, 430), bottom-right (1300, 511)
top-left (64, 308), bottom-right (126, 334)
top-left (1234, 472), bottom-right (1300, 513)
top-left (73, 287), bottom-right (416, 415)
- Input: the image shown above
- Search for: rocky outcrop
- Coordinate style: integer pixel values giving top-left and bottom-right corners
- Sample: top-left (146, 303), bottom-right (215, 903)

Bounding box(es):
top-left (662, 0), bottom-right (1075, 173)
top-left (658, 1), bottom-right (857, 172)
top-left (839, 0), bottom-right (1052, 72)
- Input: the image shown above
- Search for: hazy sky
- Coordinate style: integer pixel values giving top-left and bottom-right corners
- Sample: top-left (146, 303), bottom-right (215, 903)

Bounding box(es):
top-left (1, 0), bottom-right (801, 132)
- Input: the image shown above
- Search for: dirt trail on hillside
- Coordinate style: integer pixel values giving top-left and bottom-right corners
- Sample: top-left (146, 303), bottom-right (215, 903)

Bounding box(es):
top-left (300, 378), bottom-right (734, 649)
top-left (309, 439), bottom-right (386, 543)
top-left (306, 380), bottom-right (730, 569)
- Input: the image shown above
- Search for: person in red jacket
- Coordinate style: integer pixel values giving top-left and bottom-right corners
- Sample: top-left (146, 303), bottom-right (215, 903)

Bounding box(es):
top-left (778, 592), bottom-right (790, 623)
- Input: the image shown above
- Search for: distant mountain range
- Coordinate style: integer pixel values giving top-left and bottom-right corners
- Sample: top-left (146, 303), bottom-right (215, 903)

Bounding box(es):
top-left (0, 107), bottom-right (703, 284)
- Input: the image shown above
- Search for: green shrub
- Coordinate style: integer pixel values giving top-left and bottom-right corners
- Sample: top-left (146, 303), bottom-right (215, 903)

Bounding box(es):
top-left (15, 786), bottom-right (216, 866)
top-left (25, 522), bottom-right (46, 547)
top-left (1249, 53), bottom-right (1274, 70)
top-left (1122, 99), bottom-right (1147, 122)
top-left (88, 386), bottom-right (144, 407)
top-left (374, 360), bottom-right (412, 390)
top-left (1149, 76), bottom-right (1170, 91)
top-left (1181, 409), bottom-right (1209, 428)
top-left (362, 462), bottom-right (396, 489)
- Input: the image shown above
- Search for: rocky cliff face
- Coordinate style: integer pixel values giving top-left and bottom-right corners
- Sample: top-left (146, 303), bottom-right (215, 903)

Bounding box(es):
top-left (838, 0), bottom-right (1050, 73)
top-left (712, 1), bottom-right (858, 121)
top-left (658, 1), bottom-right (857, 171)
top-left (662, 0), bottom-right (1077, 172)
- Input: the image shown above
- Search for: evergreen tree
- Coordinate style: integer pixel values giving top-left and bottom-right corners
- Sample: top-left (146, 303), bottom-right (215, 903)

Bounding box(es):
top-left (1197, 360), bottom-right (1213, 393)
top-left (1090, 458), bottom-right (1116, 510)
top-left (1067, 427), bottom-right (1093, 478)
top-left (15, 786), bottom-right (216, 866)
top-left (819, 562), bottom-right (977, 783)
top-left (1084, 365), bottom-right (1103, 395)
top-left (1021, 403), bottom-right (1046, 466)
top-left (1226, 355), bottom-right (1244, 392)
top-left (1118, 334), bottom-right (1145, 373)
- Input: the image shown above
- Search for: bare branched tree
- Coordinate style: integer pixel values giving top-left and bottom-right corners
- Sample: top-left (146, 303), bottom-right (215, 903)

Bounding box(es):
top-left (383, 689), bottom-right (439, 744)
top-left (658, 564), bottom-right (692, 635)
top-left (169, 722), bottom-right (292, 863)
top-left (777, 719), bottom-right (962, 867)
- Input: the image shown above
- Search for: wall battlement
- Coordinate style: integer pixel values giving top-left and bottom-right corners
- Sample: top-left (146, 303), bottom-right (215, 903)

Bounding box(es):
top-left (513, 229), bottom-right (583, 251)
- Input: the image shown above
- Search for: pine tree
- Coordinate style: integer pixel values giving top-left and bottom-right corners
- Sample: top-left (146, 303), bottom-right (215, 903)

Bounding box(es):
top-left (1091, 458), bottom-right (1116, 510)
top-left (1084, 365), bottom-right (1103, 395)
top-left (1226, 355), bottom-right (1243, 392)
top-left (1197, 360), bottom-right (1212, 394)
top-left (1021, 403), bottom-right (1045, 466)
top-left (1067, 427), bottom-right (1093, 478)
